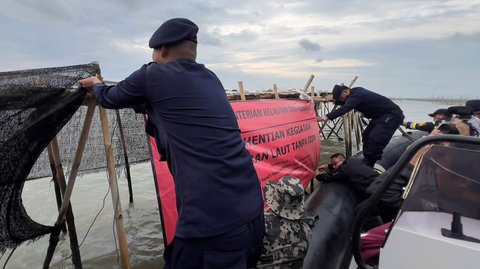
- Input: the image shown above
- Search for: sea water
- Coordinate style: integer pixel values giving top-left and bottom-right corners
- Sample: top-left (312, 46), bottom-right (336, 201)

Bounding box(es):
top-left (1, 99), bottom-right (464, 268)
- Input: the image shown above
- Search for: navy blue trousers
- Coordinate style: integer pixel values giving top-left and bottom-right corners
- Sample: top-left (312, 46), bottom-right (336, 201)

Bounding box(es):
top-left (362, 112), bottom-right (404, 165)
top-left (163, 214), bottom-right (265, 269)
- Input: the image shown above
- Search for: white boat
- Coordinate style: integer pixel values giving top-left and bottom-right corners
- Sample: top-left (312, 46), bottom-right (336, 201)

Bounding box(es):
top-left (303, 133), bottom-right (480, 269)
top-left (351, 134), bottom-right (480, 269)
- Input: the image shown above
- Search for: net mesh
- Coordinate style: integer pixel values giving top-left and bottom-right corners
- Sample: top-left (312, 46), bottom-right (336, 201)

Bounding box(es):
top-left (0, 63), bottom-right (150, 253)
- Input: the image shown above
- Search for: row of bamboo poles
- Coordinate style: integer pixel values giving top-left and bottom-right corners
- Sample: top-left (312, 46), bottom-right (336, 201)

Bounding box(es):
top-left (44, 78), bottom-right (131, 268)
top-left (236, 75), bottom-right (365, 158)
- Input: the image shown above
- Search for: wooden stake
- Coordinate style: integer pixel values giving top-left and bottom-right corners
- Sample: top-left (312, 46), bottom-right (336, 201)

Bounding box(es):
top-left (58, 98), bottom-right (96, 218)
top-left (46, 145), bottom-right (67, 234)
top-left (44, 98), bottom-right (95, 269)
top-left (348, 75), bottom-right (358, 88)
top-left (302, 74), bottom-right (314, 92)
top-left (273, 84), bottom-right (280, 99)
top-left (47, 140), bottom-right (83, 269)
top-left (343, 75), bottom-right (359, 156)
top-left (99, 107), bottom-right (131, 269)
top-left (238, 81), bottom-right (246, 101)
top-left (115, 109), bottom-right (134, 204)
top-left (352, 112), bottom-right (362, 151)
top-left (310, 86), bottom-right (315, 98)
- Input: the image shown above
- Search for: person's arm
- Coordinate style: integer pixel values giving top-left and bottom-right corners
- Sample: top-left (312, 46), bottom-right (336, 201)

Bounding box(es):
top-left (80, 65), bottom-right (148, 109)
top-left (324, 95), bottom-right (361, 121)
top-left (403, 121), bottom-right (434, 133)
top-left (317, 163), bottom-right (332, 173)
top-left (316, 169), bottom-right (348, 182)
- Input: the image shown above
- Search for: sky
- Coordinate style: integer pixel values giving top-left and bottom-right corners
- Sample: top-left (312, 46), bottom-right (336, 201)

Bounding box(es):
top-left (1, 0), bottom-right (479, 99)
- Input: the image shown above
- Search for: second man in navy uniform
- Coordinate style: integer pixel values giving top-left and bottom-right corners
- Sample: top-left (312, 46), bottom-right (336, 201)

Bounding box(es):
top-left (317, 85), bottom-right (404, 167)
top-left (79, 18), bottom-right (264, 268)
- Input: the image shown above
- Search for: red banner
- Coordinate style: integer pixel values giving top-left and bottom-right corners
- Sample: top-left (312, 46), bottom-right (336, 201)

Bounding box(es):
top-left (231, 99), bottom-right (321, 189)
top-left (148, 99), bottom-right (321, 246)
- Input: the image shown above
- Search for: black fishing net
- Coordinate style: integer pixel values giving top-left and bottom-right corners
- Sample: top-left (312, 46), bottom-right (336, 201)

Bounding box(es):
top-left (0, 63), bottom-right (99, 253)
top-left (28, 86), bottom-right (149, 180)
top-left (0, 62), bottom-right (151, 254)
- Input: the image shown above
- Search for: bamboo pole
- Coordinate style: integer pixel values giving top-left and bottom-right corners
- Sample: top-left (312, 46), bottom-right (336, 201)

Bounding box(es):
top-left (238, 81), bottom-right (246, 101)
top-left (43, 97), bottom-right (96, 269)
top-left (46, 145), bottom-right (67, 234)
top-left (343, 75), bottom-right (358, 157)
top-left (49, 139), bottom-right (67, 200)
top-left (349, 77), bottom-right (360, 147)
top-left (99, 106), bottom-right (131, 269)
top-left (352, 112), bottom-right (362, 151)
top-left (273, 84), bottom-right (280, 99)
top-left (115, 109), bottom-right (134, 204)
top-left (302, 74), bottom-right (314, 92)
top-left (343, 113), bottom-right (352, 157)
top-left (57, 98), bottom-right (96, 217)
top-left (47, 140), bottom-right (83, 269)
top-left (348, 75), bottom-right (358, 88)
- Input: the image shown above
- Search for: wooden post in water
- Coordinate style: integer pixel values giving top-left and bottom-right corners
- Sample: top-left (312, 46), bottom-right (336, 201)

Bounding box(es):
top-left (99, 106), bottom-right (131, 269)
top-left (115, 109), bottom-right (134, 204)
top-left (348, 76), bottom-right (358, 88)
top-left (47, 145), bottom-right (67, 235)
top-left (58, 98), bottom-right (96, 218)
top-left (302, 74), bottom-right (314, 92)
top-left (348, 76), bottom-right (363, 151)
top-left (238, 81), bottom-right (246, 101)
top-left (47, 139), bottom-right (83, 269)
top-left (352, 112), bottom-right (362, 151)
top-left (43, 97), bottom-right (96, 269)
top-left (273, 84), bottom-right (280, 99)
top-left (342, 75), bottom-right (359, 157)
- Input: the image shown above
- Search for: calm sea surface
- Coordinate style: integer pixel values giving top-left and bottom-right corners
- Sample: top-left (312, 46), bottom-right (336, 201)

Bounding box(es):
top-left (2, 99), bottom-right (464, 268)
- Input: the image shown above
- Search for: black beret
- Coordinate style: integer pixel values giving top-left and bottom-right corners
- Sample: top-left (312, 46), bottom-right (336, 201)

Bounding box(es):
top-left (428, 108), bottom-right (450, 117)
top-left (332, 84), bottom-right (348, 100)
top-left (447, 106), bottom-right (473, 120)
top-left (149, 18), bottom-right (199, 48)
top-left (466, 99), bottom-right (480, 112)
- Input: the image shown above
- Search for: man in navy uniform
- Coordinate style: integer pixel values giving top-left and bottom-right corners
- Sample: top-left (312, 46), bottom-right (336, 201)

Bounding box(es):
top-left (403, 108), bottom-right (451, 133)
top-left (316, 153), bottom-right (379, 197)
top-left (79, 18), bottom-right (264, 268)
top-left (317, 85), bottom-right (404, 167)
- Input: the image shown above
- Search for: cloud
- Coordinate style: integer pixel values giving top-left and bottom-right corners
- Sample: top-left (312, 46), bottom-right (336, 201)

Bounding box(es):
top-left (201, 29), bottom-right (222, 46)
top-left (0, 0), bottom-right (73, 23)
top-left (298, 39), bottom-right (323, 52)
top-left (1, 0), bottom-right (480, 97)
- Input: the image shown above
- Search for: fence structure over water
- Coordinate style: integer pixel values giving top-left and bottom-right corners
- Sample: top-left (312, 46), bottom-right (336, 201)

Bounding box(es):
top-left (1, 65), bottom-right (363, 268)
top-left (232, 77), bottom-right (365, 159)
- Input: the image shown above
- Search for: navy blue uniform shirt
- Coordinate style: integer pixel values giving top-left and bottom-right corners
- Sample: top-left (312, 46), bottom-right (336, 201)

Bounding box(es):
top-left (326, 87), bottom-right (402, 120)
top-left (93, 59), bottom-right (263, 238)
